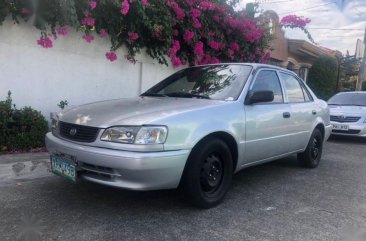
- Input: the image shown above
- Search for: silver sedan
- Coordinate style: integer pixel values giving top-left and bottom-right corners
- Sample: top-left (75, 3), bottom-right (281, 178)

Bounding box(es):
top-left (46, 63), bottom-right (331, 208)
top-left (328, 91), bottom-right (366, 137)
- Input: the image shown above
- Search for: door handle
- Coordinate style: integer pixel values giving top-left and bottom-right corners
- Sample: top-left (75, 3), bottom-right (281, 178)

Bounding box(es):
top-left (312, 110), bottom-right (317, 115)
top-left (283, 112), bottom-right (291, 118)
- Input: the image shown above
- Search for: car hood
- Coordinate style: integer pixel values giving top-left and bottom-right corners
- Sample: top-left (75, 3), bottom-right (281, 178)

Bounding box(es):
top-left (329, 105), bottom-right (366, 116)
top-left (58, 97), bottom-right (226, 128)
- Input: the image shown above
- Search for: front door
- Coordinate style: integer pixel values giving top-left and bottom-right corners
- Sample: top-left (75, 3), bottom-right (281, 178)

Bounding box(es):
top-left (244, 69), bottom-right (292, 163)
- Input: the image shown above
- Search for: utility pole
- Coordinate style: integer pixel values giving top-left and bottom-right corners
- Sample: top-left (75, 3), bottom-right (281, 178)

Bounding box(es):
top-left (356, 27), bottom-right (366, 91)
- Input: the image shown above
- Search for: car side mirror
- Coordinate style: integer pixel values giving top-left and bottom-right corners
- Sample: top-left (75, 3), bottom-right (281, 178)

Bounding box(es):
top-left (245, 90), bottom-right (274, 105)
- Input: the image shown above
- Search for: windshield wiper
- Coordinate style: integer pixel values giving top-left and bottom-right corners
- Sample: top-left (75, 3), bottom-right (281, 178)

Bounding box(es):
top-left (166, 92), bottom-right (210, 99)
top-left (140, 93), bottom-right (168, 97)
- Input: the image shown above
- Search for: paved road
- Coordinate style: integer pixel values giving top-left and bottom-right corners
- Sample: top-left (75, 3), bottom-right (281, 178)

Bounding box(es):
top-left (1, 136), bottom-right (366, 241)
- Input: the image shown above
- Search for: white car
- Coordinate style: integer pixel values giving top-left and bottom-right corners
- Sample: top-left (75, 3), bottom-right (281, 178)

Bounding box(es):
top-left (328, 91), bottom-right (366, 137)
top-left (46, 64), bottom-right (332, 208)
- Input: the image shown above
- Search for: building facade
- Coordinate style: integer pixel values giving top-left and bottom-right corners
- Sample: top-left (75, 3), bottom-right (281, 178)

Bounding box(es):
top-left (262, 11), bottom-right (338, 82)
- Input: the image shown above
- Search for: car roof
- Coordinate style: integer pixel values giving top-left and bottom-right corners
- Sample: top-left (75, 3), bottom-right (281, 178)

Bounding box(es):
top-left (189, 63), bottom-right (296, 75)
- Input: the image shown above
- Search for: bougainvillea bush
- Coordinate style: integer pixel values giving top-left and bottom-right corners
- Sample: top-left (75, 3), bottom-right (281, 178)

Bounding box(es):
top-left (0, 0), bottom-right (273, 66)
top-left (280, 14), bottom-right (314, 44)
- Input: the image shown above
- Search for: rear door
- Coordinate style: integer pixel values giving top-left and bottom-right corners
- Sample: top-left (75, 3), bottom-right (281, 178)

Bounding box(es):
top-left (244, 69), bottom-right (292, 163)
top-left (279, 72), bottom-right (317, 151)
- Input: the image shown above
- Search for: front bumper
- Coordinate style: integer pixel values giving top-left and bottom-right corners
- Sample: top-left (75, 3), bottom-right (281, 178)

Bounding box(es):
top-left (45, 132), bottom-right (190, 190)
top-left (325, 124), bottom-right (332, 141)
top-left (330, 122), bottom-right (366, 137)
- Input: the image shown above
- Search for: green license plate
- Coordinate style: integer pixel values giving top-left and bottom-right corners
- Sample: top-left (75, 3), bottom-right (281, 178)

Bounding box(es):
top-left (51, 156), bottom-right (77, 182)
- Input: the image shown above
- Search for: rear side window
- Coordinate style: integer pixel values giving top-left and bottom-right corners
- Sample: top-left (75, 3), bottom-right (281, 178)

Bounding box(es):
top-left (251, 70), bottom-right (283, 103)
top-left (280, 73), bottom-right (305, 103)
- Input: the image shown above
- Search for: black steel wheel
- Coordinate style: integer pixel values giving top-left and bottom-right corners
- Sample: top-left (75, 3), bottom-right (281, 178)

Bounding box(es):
top-left (182, 138), bottom-right (233, 208)
top-left (298, 128), bottom-right (323, 168)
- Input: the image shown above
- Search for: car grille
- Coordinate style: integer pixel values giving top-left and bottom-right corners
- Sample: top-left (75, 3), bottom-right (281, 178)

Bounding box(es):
top-left (59, 122), bottom-right (99, 142)
top-left (330, 115), bottom-right (361, 123)
top-left (332, 129), bottom-right (361, 134)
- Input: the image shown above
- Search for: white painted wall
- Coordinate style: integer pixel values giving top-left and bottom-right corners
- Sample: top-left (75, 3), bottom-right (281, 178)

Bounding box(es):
top-left (0, 19), bottom-right (178, 121)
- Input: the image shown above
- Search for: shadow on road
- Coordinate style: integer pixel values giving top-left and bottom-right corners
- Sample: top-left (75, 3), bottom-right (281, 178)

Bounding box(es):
top-left (40, 155), bottom-right (304, 213)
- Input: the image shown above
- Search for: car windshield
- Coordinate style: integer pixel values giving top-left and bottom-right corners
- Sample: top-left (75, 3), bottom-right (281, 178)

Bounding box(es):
top-left (141, 64), bottom-right (252, 100)
top-left (328, 92), bottom-right (366, 106)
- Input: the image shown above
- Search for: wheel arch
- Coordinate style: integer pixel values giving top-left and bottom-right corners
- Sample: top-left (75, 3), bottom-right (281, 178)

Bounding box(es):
top-left (315, 123), bottom-right (325, 139)
top-left (179, 131), bottom-right (239, 187)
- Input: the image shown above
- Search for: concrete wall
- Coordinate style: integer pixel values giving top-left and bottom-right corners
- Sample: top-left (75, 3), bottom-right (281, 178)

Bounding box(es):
top-left (0, 19), bottom-right (178, 121)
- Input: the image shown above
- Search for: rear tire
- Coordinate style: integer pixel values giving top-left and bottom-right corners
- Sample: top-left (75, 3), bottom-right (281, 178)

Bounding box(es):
top-left (182, 138), bottom-right (233, 209)
top-left (298, 128), bottom-right (323, 168)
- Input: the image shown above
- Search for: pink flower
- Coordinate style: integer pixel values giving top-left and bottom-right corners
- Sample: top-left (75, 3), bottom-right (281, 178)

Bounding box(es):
top-left (81, 16), bottom-right (95, 26)
top-left (213, 15), bottom-right (220, 23)
top-left (229, 42), bottom-right (240, 52)
top-left (225, 15), bottom-right (238, 29)
top-left (105, 51), bottom-right (117, 62)
top-left (173, 29), bottom-right (179, 36)
top-left (183, 30), bottom-right (194, 44)
top-left (172, 40), bottom-right (180, 50)
top-left (169, 2), bottom-right (185, 20)
top-left (99, 29), bottom-right (108, 38)
top-left (208, 41), bottom-right (221, 51)
top-left (82, 34), bottom-right (94, 43)
top-left (194, 41), bottom-right (204, 56)
top-left (37, 36), bottom-right (53, 48)
top-left (260, 52), bottom-right (271, 63)
top-left (171, 56), bottom-right (182, 67)
top-left (228, 49), bottom-right (234, 60)
top-left (56, 26), bottom-right (68, 36)
top-left (121, 0), bottom-right (130, 15)
top-left (193, 18), bottom-right (202, 29)
top-left (128, 32), bottom-right (139, 41)
top-left (168, 40), bottom-right (180, 57)
top-left (190, 9), bottom-right (201, 19)
top-left (200, 2), bottom-right (215, 11)
top-left (208, 31), bottom-right (216, 37)
top-left (154, 30), bottom-right (164, 41)
top-left (215, 5), bottom-right (226, 14)
top-left (141, 0), bottom-right (148, 7)
top-left (245, 29), bottom-right (262, 43)
top-left (90, 0), bottom-right (97, 10)
top-left (280, 15), bottom-right (311, 28)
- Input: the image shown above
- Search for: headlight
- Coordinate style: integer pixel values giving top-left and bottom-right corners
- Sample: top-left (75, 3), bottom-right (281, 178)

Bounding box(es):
top-left (100, 126), bottom-right (168, 144)
top-left (51, 118), bottom-right (58, 130)
top-left (134, 126), bottom-right (168, 144)
top-left (100, 126), bottom-right (140, 144)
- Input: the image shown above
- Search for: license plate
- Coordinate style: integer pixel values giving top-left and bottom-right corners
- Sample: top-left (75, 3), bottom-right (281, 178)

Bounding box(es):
top-left (51, 156), bottom-right (77, 182)
top-left (332, 124), bottom-right (349, 131)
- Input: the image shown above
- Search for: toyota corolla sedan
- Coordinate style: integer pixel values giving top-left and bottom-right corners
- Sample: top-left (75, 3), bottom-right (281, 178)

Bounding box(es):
top-left (46, 63), bottom-right (331, 208)
top-left (328, 91), bottom-right (366, 137)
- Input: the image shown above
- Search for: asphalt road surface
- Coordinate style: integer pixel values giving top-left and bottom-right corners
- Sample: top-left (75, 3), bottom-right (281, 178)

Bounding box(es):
top-left (0, 136), bottom-right (366, 241)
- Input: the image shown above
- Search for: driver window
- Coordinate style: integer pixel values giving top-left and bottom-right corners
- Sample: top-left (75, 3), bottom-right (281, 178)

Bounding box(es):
top-left (251, 70), bottom-right (284, 103)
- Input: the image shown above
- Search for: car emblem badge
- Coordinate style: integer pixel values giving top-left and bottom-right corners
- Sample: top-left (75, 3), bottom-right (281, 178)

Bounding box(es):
top-left (69, 128), bottom-right (77, 136)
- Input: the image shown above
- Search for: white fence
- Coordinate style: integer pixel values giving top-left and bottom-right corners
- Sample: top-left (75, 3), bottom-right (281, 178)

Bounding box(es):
top-left (0, 19), bottom-right (178, 121)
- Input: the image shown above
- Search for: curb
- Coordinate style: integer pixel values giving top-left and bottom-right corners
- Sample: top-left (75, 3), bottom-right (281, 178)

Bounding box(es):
top-left (0, 152), bottom-right (49, 164)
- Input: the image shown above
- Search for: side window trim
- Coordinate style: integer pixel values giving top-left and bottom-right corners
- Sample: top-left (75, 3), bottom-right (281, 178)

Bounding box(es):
top-left (296, 76), bottom-right (314, 102)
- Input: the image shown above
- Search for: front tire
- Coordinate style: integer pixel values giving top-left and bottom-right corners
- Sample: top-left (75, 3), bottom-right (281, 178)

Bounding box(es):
top-left (298, 128), bottom-right (323, 168)
top-left (182, 138), bottom-right (233, 209)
